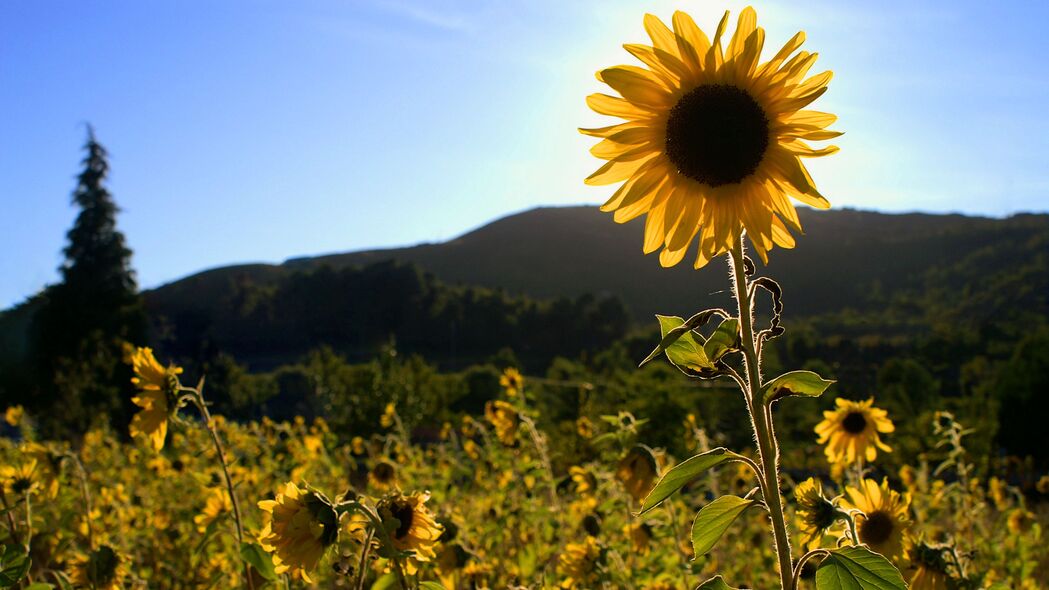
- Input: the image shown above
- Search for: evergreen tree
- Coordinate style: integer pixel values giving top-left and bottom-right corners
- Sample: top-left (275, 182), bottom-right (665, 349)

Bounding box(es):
top-left (27, 126), bottom-right (147, 437)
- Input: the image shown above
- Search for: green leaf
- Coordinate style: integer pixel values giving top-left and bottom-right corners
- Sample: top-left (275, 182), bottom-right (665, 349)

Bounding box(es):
top-left (690, 495), bottom-right (756, 558)
top-left (24, 584), bottom-right (55, 590)
top-left (419, 583), bottom-right (446, 590)
top-left (703, 318), bottom-right (740, 362)
top-left (647, 315), bottom-right (714, 375)
top-left (0, 545), bottom-right (31, 588)
top-left (370, 573), bottom-right (397, 590)
top-left (695, 575), bottom-right (739, 590)
top-left (239, 543), bottom-right (278, 582)
top-left (639, 448), bottom-right (743, 515)
top-left (763, 370), bottom-right (835, 404)
top-left (815, 546), bottom-right (907, 590)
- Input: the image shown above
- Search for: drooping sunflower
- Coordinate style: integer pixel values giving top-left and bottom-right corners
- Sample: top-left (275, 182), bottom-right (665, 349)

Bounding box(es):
top-left (484, 400), bottom-right (519, 446)
top-left (840, 478), bottom-right (911, 563)
top-left (369, 459), bottom-right (399, 492)
top-left (257, 482), bottom-right (339, 583)
top-left (904, 538), bottom-right (953, 590)
top-left (559, 536), bottom-right (603, 588)
top-left (582, 7), bottom-right (839, 268)
top-left (126, 345), bottom-right (183, 451)
top-left (616, 445), bottom-right (658, 503)
top-left (377, 491), bottom-right (444, 563)
top-left (71, 545), bottom-right (126, 590)
top-left (814, 397), bottom-right (894, 465)
top-left (793, 477), bottom-right (840, 549)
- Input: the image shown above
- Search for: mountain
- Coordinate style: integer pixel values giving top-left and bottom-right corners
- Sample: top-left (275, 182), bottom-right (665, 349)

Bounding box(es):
top-left (151, 206), bottom-right (1049, 322)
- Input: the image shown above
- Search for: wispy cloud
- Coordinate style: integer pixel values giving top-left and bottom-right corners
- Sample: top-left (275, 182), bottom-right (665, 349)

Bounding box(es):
top-left (374, 0), bottom-right (472, 32)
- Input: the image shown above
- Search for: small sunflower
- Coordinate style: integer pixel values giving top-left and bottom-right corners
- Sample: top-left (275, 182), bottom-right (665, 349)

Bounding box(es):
top-left (377, 491), bottom-right (444, 563)
top-left (369, 460), bottom-right (399, 492)
top-left (126, 345), bottom-right (183, 452)
top-left (257, 482), bottom-right (339, 583)
top-left (576, 416), bottom-right (594, 439)
top-left (0, 459), bottom-right (38, 496)
top-left (484, 400), bottom-right (520, 446)
top-left (4, 405), bottom-right (23, 427)
top-left (380, 402), bottom-right (398, 429)
top-left (22, 442), bottom-right (62, 499)
top-left (71, 545), bottom-right (126, 590)
top-left (570, 466), bottom-right (598, 496)
top-left (840, 478), bottom-right (911, 562)
top-left (559, 536), bottom-right (603, 588)
top-left (624, 522), bottom-right (653, 555)
top-left (616, 445), bottom-right (658, 503)
top-left (794, 477), bottom-right (840, 548)
top-left (905, 538), bottom-right (953, 590)
top-left (582, 7), bottom-right (839, 268)
top-left (194, 488), bottom-right (232, 533)
top-left (814, 398), bottom-right (894, 465)
top-left (499, 367), bottom-right (524, 397)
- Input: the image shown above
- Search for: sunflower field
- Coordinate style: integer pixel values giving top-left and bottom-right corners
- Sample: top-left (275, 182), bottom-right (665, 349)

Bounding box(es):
top-left (3, 6), bottom-right (1048, 590)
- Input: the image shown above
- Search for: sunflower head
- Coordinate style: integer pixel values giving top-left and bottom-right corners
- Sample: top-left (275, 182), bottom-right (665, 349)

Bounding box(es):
top-left (4, 405), bottom-right (24, 427)
top-left (258, 482), bottom-right (339, 582)
top-left (484, 400), bottom-right (519, 446)
top-left (559, 536), bottom-right (604, 588)
top-left (377, 490), bottom-right (444, 562)
top-left (71, 545), bottom-right (125, 590)
top-left (380, 402), bottom-right (398, 429)
top-left (1, 459), bottom-right (38, 496)
top-left (570, 466), bottom-right (598, 496)
top-left (624, 522), bottom-right (653, 555)
top-left (905, 538), bottom-right (953, 590)
top-left (369, 460), bottom-right (399, 492)
top-left (794, 477), bottom-right (839, 548)
top-left (499, 367), bottom-right (524, 397)
top-left (582, 7), bottom-right (839, 268)
top-left (616, 445), bottom-right (658, 503)
top-left (125, 346), bottom-right (183, 452)
top-left (814, 397), bottom-right (894, 466)
top-left (194, 488), bottom-right (232, 533)
top-left (840, 478), bottom-right (911, 562)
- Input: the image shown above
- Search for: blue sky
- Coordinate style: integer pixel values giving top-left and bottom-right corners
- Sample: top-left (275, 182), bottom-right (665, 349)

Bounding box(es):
top-left (2, 0), bottom-right (1047, 308)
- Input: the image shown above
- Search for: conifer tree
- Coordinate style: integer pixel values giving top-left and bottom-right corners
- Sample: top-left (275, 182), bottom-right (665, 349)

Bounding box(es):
top-left (29, 126), bottom-right (147, 436)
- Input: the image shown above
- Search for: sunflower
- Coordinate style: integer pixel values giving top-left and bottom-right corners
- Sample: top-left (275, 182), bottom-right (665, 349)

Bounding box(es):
top-left (484, 400), bottom-right (519, 446)
top-left (559, 536), bottom-right (603, 588)
top-left (624, 522), bottom-right (653, 555)
top-left (499, 367), bottom-right (524, 397)
top-left (794, 477), bottom-right (839, 548)
top-left (570, 466), bottom-right (598, 496)
top-left (257, 482), bottom-right (339, 583)
top-left (905, 538), bottom-right (953, 590)
top-left (582, 7), bottom-right (839, 268)
top-left (616, 445), bottom-right (658, 503)
top-left (0, 459), bottom-right (38, 496)
top-left (4, 405), bottom-right (23, 427)
top-left (377, 491), bottom-right (444, 563)
top-left (380, 402), bottom-right (398, 429)
top-left (814, 398), bottom-right (894, 466)
top-left (126, 346), bottom-right (183, 452)
top-left (71, 545), bottom-right (126, 590)
top-left (840, 478), bottom-right (911, 562)
top-left (22, 442), bottom-right (62, 499)
top-left (194, 488), bottom-right (232, 533)
top-left (369, 460), bottom-right (399, 492)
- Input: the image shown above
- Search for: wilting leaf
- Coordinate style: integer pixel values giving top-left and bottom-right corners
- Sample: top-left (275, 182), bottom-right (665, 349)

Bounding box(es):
top-left (763, 370), bottom-right (835, 404)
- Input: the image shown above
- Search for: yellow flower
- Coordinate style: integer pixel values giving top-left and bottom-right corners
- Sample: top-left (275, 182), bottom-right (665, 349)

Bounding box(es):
top-left (1006, 508), bottom-right (1034, 534)
top-left (484, 400), bottom-right (519, 446)
top-left (380, 403), bottom-right (398, 429)
top-left (905, 538), bottom-right (953, 590)
top-left (840, 478), bottom-right (910, 562)
top-left (377, 491), bottom-right (443, 562)
top-left (1037, 475), bottom-right (1049, 495)
top-left (624, 522), bottom-right (653, 555)
top-left (351, 436), bottom-right (367, 456)
top-left (814, 398), bottom-right (894, 465)
top-left (794, 477), bottom-right (839, 548)
top-left (71, 545), bottom-right (126, 590)
top-left (195, 488), bottom-right (232, 533)
top-left (369, 460), bottom-right (399, 492)
top-left (582, 7), bottom-right (839, 268)
top-left (4, 405), bottom-right (23, 427)
top-left (559, 536), bottom-right (602, 588)
top-left (616, 446), bottom-right (658, 503)
top-left (257, 482), bottom-right (339, 583)
top-left (987, 476), bottom-right (1009, 510)
top-left (499, 367), bottom-right (524, 397)
top-left (570, 466), bottom-right (598, 496)
top-left (22, 442), bottom-right (62, 499)
top-left (126, 346), bottom-right (183, 451)
top-left (462, 439), bottom-right (481, 460)
top-left (576, 416), bottom-right (594, 439)
top-left (0, 459), bottom-right (38, 496)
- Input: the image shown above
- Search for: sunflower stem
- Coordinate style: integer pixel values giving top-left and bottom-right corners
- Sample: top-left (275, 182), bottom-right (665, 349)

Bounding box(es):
top-left (728, 234), bottom-right (794, 590)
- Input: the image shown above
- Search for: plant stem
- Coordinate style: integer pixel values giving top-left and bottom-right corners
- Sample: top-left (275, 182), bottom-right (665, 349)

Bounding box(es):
top-left (355, 528), bottom-right (376, 590)
top-left (728, 235), bottom-right (794, 590)
top-left (0, 487), bottom-right (21, 547)
top-left (662, 501), bottom-right (692, 590)
top-left (68, 454), bottom-right (95, 550)
top-left (187, 387), bottom-right (254, 590)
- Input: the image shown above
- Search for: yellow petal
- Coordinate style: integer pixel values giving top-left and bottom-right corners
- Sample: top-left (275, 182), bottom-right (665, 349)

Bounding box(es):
top-left (597, 66), bottom-right (672, 107)
top-left (671, 11), bottom-right (711, 75)
top-left (585, 93), bottom-right (654, 120)
top-left (623, 43), bottom-right (691, 82)
top-left (726, 6), bottom-right (757, 59)
top-left (643, 13), bottom-right (681, 58)
top-left (585, 151), bottom-right (657, 186)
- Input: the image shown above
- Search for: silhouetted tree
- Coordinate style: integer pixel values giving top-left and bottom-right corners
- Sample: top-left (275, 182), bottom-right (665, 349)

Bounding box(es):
top-left (28, 126), bottom-right (147, 437)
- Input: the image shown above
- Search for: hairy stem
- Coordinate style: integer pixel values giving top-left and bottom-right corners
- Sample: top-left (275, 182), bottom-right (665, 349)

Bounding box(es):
top-left (728, 235), bottom-right (794, 590)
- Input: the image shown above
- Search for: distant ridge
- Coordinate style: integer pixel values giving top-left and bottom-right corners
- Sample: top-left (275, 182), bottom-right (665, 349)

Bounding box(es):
top-left (147, 206), bottom-right (1049, 321)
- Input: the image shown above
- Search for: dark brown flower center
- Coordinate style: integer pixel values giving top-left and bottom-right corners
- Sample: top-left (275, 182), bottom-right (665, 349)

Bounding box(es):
top-left (392, 502), bottom-right (415, 539)
top-left (664, 84), bottom-right (770, 187)
top-left (860, 510), bottom-right (894, 546)
top-left (842, 411), bottom-right (868, 434)
top-left (373, 462), bottom-right (395, 482)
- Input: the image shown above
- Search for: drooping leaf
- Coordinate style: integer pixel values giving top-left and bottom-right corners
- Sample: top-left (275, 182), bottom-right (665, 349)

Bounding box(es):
top-left (239, 543), bottom-right (278, 582)
top-left (639, 448), bottom-right (743, 515)
top-left (690, 495), bottom-right (757, 557)
top-left (815, 546), bottom-right (907, 590)
top-left (647, 315), bottom-right (715, 375)
top-left (0, 545), bottom-right (31, 588)
top-left (703, 318), bottom-right (740, 362)
top-left (695, 575), bottom-right (739, 590)
top-left (639, 310), bottom-right (726, 369)
top-left (763, 370), bottom-right (835, 404)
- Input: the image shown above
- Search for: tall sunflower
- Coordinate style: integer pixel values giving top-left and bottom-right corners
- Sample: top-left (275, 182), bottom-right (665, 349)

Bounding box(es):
top-left (257, 482), bottom-right (339, 582)
top-left (814, 398), bottom-right (894, 465)
top-left (582, 7), bottom-right (839, 267)
top-left (840, 478), bottom-right (911, 563)
top-left (125, 345), bottom-right (183, 451)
